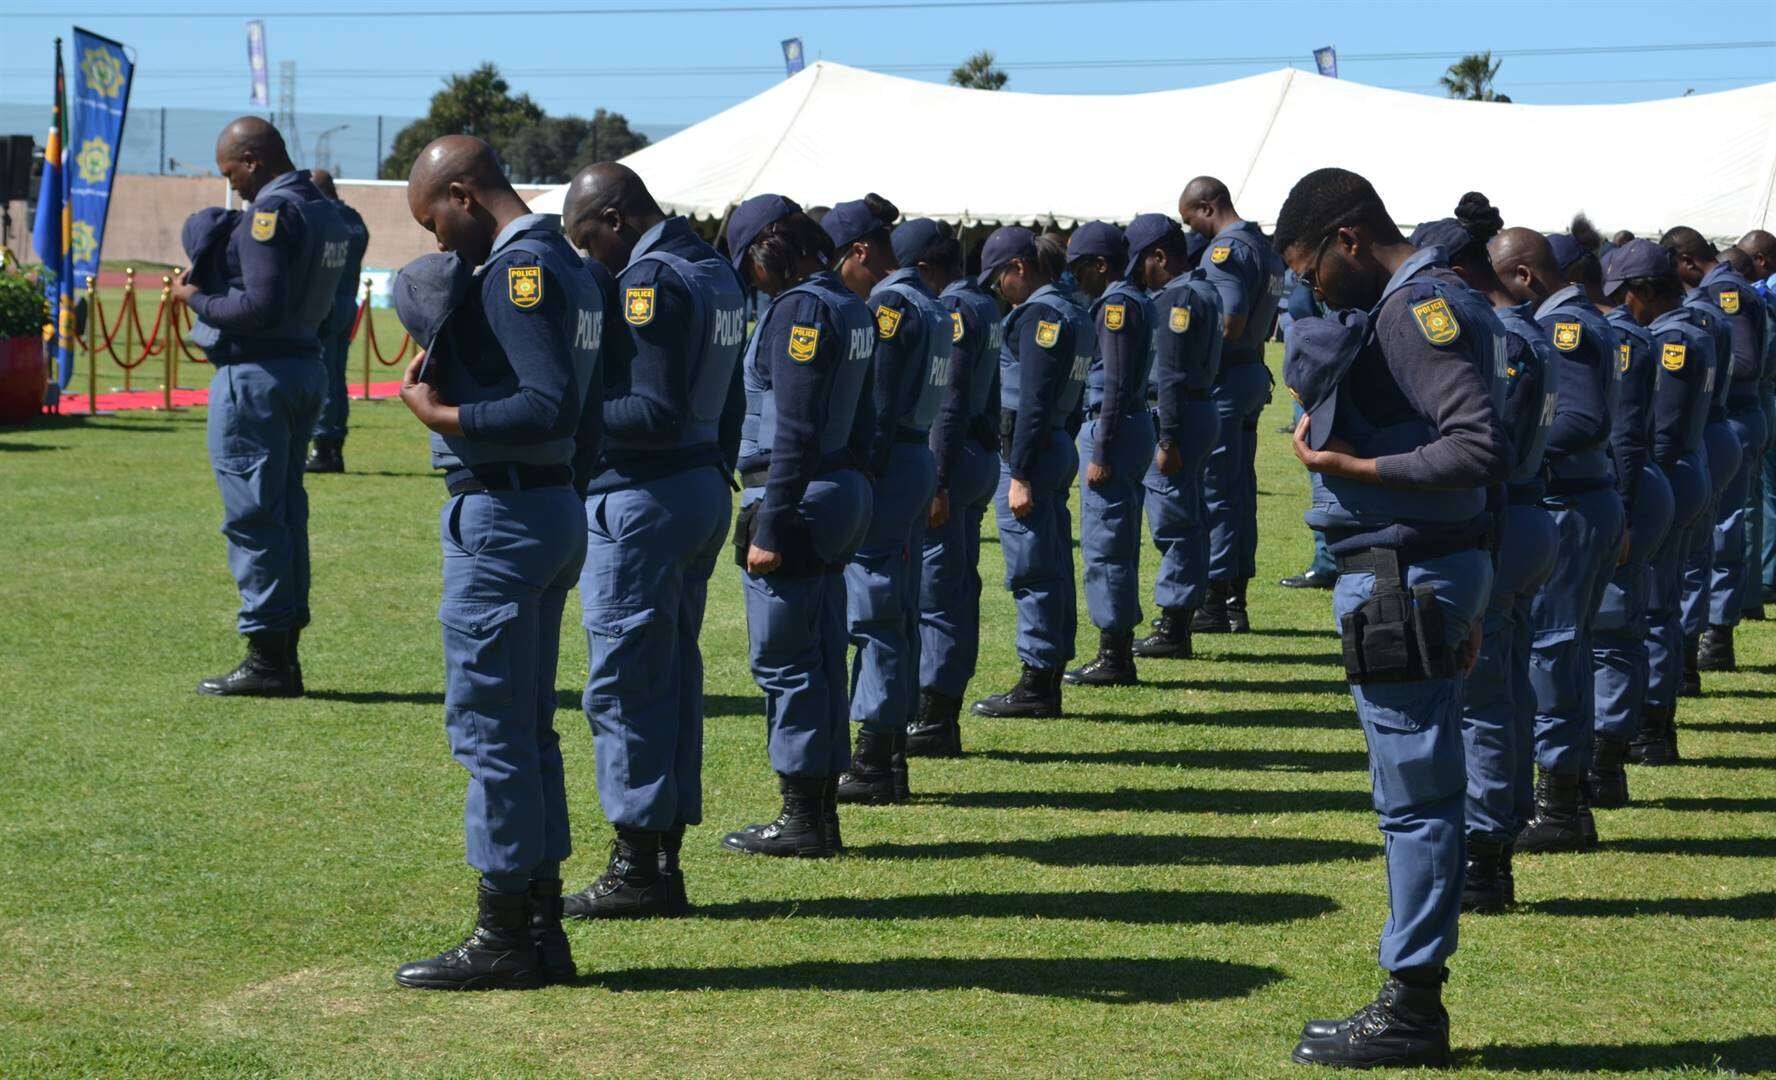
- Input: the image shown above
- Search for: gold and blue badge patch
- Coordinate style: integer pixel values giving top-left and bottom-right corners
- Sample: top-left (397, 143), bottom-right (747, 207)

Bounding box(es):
top-left (788, 324), bottom-right (819, 364)
top-left (508, 265), bottom-right (542, 309)
top-left (1169, 306), bottom-right (1191, 334)
top-left (876, 305), bottom-right (902, 340)
top-left (1552, 321), bottom-right (1582, 352)
top-left (1410, 297), bottom-right (1460, 346)
top-left (1719, 289), bottom-right (1740, 315)
top-left (1661, 342), bottom-right (1686, 371)
top-left (1034, 320), bottom-right (1061, 348)
top-left (250, 210), bottom-right (278, 242)
top-left (1103, 303), bottom-right (1125, 332)
top-left (624, 287), bottom-right (655, 326)
top-left (1209, 244), bottom-right (1231, 265)
top-left (950, 310), bottom-right (965, 343)
top-left (1618, 343), bottom-right (1631, 374)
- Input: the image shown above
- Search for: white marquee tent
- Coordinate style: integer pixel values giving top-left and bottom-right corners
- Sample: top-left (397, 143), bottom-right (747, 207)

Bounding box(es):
top-left (530, 61), bottom-right (1776, 239)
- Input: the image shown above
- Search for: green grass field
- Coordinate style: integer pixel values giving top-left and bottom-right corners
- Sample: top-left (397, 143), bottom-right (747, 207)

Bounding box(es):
top-left (2, 348), bottom-right (1772, 1078)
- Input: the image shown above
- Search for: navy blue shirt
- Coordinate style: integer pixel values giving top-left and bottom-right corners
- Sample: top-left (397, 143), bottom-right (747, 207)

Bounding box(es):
top-left (1603, 305), bottom-right (1657, 517)
top-left (1537, 285), bottom-right (1616, 467)
top-left (931, 277), bottom-right (1001, 486)
top-left (1699, 261), bottom-right (1769, 395)
top-left (1149, 272), bottom-right (1223, 441)
top-left (1086, 283), bottom-right (1153, 463)
top-left (1002, 284), bottom-right (1091, 481)
top-left (1647, 306), bottom-right (1715, 464)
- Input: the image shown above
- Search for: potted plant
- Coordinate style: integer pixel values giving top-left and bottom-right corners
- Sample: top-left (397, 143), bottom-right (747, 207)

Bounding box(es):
top-left (0, 267), bottom-right (51, 425)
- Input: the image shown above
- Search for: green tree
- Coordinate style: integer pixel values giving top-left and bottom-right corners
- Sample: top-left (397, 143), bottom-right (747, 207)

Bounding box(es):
top-left (1439, 51), bottom-right (1512, 103)
top-left (950, 50), bottom-right (1008, 91)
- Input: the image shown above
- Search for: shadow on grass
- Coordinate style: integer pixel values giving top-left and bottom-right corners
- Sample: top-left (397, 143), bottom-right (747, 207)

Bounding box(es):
top-left (688, 888), bottom-right (1339, 925)
top-left (1461, 1034), bottom-right (1776, 1073)
top-left (852, 832), bottom-right (1375, 867)
top-left (1142, 678), bottom-right (1352, 697)
top-left (927, 785), bottom-right (1371, 814)
top-left (594, 955), bottom-right (1283, 1004)
top-left (972, 747), bottom-right (1367, 772)
top-left (1525, 893), bottom-right (1776, 920)
top-left (305, 690), bottom-right (760, 718)
top-left (1681, 720), bottom-right (1776, 735)
top-left (1095, 708), bottom-right (1354, 731)
top-left (1669, 755), bottom-right (1776, 770)
top-left (1636, 796), bottom-right (1776, 812)
top-left (1201, 651), bottom-right (1343, 666)
top-left (1602, 837), bottom-right (1776, 858)
top-left (0, 440), bottom-right (64, 452)
top-left (32, 413), bottom-right (200, 432)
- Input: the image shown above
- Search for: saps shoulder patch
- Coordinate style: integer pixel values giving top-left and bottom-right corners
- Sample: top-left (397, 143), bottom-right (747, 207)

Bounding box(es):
top-left (1410, 296), bottom-right (1461, 346)
top-left (1034, 320), bottom-right (1061, 349)
top-left (1661, 342), bottom-right (1686, 371)
top-left (1719, 289), bottom-right (1741, 315)
top-left (624, 286), bottom-right (655, 326)
top-left (788, 324), bottom-right (820, 364)
top-left (876, 305), bottom-right (902, 340)
top-left (1618, 342), bottom-right (1631, 374)
top-left (508, 265), bottom-right (542, 309)
top-left (1103, 303), bottom-right (1125, 332)
top-left (1169, 306), bottom-right (1191, 334)
top-left (950, 310), bottom-right (965, 343)
top-left (1209, 244), bottom-right (1232, 265)
top-left (1552, 321), bottom-right (1582, 352)
top-left (250, 210), bottom-right (277, 242)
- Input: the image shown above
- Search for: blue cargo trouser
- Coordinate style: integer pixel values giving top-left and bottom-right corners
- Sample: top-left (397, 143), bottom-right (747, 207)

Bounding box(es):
top-left (995, 428), bottom-right (1080, 670)
top-left (919, 438), bottom-right (998, 699)
top-left (1647, 454), bottom-right (1710, 711)
top-left (1528, 484), bottom-right (1625, 777)
top-left (207, 357), bottom-right (327, 634)
top-left (1143, 398), bottom-right (1217, 613)
top-left (439, 485), bottom-right (585, 888)
top-left (1203, 361), bottom-right (1271, 582)
top-left (1709, 401), bottom-right (1767, 626)
top-left (1683, 422), bottom-right (1741, 638)
top-left (848, 442), bottom-right (938, 737)
top-left (1078, 412), bottom-right (1156, 635)
top-left (1592, 465), bottom-right (1674, 744)
top-left (581, 466), bottom-right (732, 832)
top-left (1759, 391), bottom-right (1776, 601)
top-left (1335, 547), bottom-right (1491, 972)
top-left (312, 327), bottom-right (352, 445)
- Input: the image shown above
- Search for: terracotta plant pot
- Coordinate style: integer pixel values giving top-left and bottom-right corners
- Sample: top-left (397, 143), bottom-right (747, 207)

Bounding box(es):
top-left (0, 335), bottom-right (49, 426)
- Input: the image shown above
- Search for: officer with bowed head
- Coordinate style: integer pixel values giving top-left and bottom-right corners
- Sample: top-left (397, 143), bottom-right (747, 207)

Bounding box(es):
top-left (1735, 228), bottom-right (1776, 620)
top-left (1274, 167), bottom-right (1510, 1068)
top-left (970, 225), bottom-right (1093, 719)
top-left (303, 168), bottom-right (370, 475)
top-left (172, 117), bottom-right (351, 699)
top-left (1061, 221), bottom-right (1156, 687)
top-left (892, 217), bottom-right (1002, 757)
top-left (1121, 213), bottom-right (1224, 662)
top-left (387, 135), bottom-right (606, 990)
top-left (720, 194), bottom-right (876, 858)
top-left (555, 162), bottom-right (747, 919)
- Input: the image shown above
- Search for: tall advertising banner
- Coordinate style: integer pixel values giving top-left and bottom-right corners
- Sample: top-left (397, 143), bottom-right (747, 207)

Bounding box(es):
top-left (247, 20), bottom-right (269, 107)
top-left (64, 27), bottom-right (134, 389)
top-left (31, 41), bottom-right (71, 404)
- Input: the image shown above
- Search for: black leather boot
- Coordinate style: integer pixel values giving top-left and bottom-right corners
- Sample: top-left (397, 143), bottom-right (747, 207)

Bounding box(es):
top-left (1461, 838), bottom-right (1510, 914)
top-left (1226, 577), bottom-right (1252, 633)
top-left (721, 773), bottom-right (833, 858)
top-left (1279, 567), bottom-right (1338, 589)
top-left (890, 731), bottom-right (910, 802)
top-left (836, 728), bottom-right (902, 805)
top-left (1681, 638), bottom-right (1701, 697)
top-left (821, 775), bottom-right (843, 853)
top-left (563, 829), bottom-right (678, 919)
top-left (1293, 970), bottom-right (1451, 1068)
top-left (287, 627), bottom-right (304, 696)
top-left (197, 631), bottom-right (300, 697)
top-left (304, 438), bottom-right (344, 474)
top-left (971, 664), bottom-right (1062, 718)
top-left (395, 884), bottom-right (541, 991)
top-left (1133, 607), bottom-right (1193, 659)
top-left (1515, 768), bottom-right (1593, 854)
top-left (1063, 630), bottom-right (1138, 686)
top-left (1628, 705), bottom-right (1678, 766)
top-left (906, 689), bottom-right (963, 757)
top-left (1577, 779), bottom-right (1599, 847)
top-left (1697, 624), bottom-right (1736, 671)
top-left (1499, 842), bottom-right (1516, 905)
top-left (1191, 580), bottom-right (1232, 634)
top-left (1745, 602), bottom-right (1767, 621)
top-left (1588, 736), bottom-right (1631, 808)
top-left (657, 824), bottom-right (690, 915)
top-left (527, 878), bottom-right (574, 984)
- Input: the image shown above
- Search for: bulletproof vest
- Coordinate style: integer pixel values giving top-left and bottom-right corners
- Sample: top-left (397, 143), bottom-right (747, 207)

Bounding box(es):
top-left (320, 201), bottom-right (370, 340)
top-left (430, 232), bottom-right (603, 472)
top-left (1684, 295), bottom-right (1735, 420)
top-left (611, 247), bottom-right (747, 453)
top-left (742, 274), bottom-right (875, 463)
top-left (874, 272), bottom-right (952, 432)
top-left (1000, 284), bottom-right (1092, 427)
top-left (1212, 222), bottom-right (1286, 359)
top-left (1652, 307), bottom-right (1716, 456)
top-left (1085, 279), bottom-right (1156, 416)
top-left (1149, 270), bottom-right (1224, 395)
top-left (216, 177), bottom-right (351, 359)
top-left (941, 279), bottom-right (1003, 422)
top-left (1496, 303), bottom-right (1562, 487)
top-left (1540, 290), bottom-right (1620, 484)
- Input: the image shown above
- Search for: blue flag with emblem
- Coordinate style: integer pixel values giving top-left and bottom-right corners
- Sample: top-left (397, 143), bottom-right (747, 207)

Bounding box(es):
top-left (1313, 46), bottom-right (1338, 79)
top-left (781, 38), bottom-right (806, 76)
top-left (31, 39), bottom-right (72, 404)
top-left (61, 27), bottom-right (133, 389)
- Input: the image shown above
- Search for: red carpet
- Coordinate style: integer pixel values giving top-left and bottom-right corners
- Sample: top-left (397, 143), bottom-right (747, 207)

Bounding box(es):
top-left (53, 381), bottom-right (404, 415)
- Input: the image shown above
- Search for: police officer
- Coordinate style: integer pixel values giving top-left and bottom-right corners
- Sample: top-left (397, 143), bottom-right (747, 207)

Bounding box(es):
top-left (172, 118), bottom-right (349, 699)
top-left (555, 163), bottom-right (746, 918)
top-left (971, 227), bottom-right (1091, 718)
top-left (719, 196), bottom-right (875, 857)
top-left (388, 135), bottom-right (604, 990)
top-left (1736, 229), bottom-right (1776, 616)
top-left (1124, 214), bottom-right (1223, 660)
top-left (819, 194), bottom-right (948, 805)
top-left (1063, 222), bottom-right (1155, 685)
top-left (1407, 194), bottom-right (1558, 912)
top-left (894, 218), bottom-right (1001, 757)
top-left (303, 169), bottom-right (370, 474)
top-left (1274, 168), bottom-right (1508, 1069)
top-left (1605, 242), bottom-right (1715, 770)
top-left (1178, 176), bottom-right (1285, 634)
top-left (1664, 228), bottom-right (1768, 671)
top-left (1489, 227), bottom-right (1624, 854)
top-left (1278, 269), bottom-right (1340, 592)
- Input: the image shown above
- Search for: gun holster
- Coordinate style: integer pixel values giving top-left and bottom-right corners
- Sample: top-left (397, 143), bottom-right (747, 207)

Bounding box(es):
top-left (1337, 547), bottom-right (1456, 685)
top-left (733, 501), bottom-right (827, 579)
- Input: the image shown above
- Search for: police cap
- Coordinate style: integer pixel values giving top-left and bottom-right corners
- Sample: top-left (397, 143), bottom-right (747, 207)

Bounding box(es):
top-left (979, 226), bottom-right (1037, 288)
top-left (891, 217), bottom-right (951, 268)
top-left (1601, 238), bottom-right (1676, 297)
top-left (1067, 220), bottom-right (1126, 271)
top-left (1123, 213), bottom-right (1183, 279)
top-left (726, 193), bottom-right (802, 274)
top-left (1282, 309), bottom-right (1370, 451)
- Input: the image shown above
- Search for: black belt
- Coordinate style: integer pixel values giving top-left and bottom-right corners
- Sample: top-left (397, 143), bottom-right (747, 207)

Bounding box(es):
top-left (1086, 404), bottom-right (1144, 421)
top-left (446, 463), bottom-right (574, 496)
top-left (895, 426), bottom-right (929, 444)
top-left (738, 459), bottom-right (858, 489)
top-left (1336, 539), bottom-right (1481, 578)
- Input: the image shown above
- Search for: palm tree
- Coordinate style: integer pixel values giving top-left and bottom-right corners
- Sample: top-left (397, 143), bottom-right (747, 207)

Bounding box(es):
top-left (950, 50), bottom-right (1009, 91)
top-left (1439, 52), bottom-right (1512, 103)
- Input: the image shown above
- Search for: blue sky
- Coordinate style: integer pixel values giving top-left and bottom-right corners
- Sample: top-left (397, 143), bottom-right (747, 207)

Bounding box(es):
top-left (3, 0), bottom-right (1774, 130)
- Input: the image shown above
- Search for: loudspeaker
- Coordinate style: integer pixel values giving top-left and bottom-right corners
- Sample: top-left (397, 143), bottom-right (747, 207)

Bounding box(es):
top-left (0, 135), bottom-right (35, 201)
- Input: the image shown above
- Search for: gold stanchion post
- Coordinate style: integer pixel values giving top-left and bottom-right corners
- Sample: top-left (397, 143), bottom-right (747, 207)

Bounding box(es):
top-left (359, 277), bottom-right (372, 400)
top-left (122, 267), bottom-right (135, 393)
top-left (85, 275), bottom-right (97, 415)
top-left (161, 275), bottom-right (174, 411)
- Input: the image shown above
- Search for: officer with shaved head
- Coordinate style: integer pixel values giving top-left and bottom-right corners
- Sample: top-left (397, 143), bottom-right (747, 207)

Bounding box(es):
top-left (172, 117), bottom-right (350, 699)
top-left (389, 135), bottom-right (605, 991)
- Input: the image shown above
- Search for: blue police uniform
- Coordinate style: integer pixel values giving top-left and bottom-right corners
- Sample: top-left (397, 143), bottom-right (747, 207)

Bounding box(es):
top-left (1759, 272), bottom-right (1776, 605)
top-left (1283, 272), bottom-right (1339, 582)
top-left (1288, 247), bottom-right (1509, 977)
top-left (188, 171), bottom-right (349, 641)
top-left (1696, 262), bottom-right (1769, 633)
top-left (1199, 220), bottom-right (1284, 599)
top-left (312, 197), bottom-right (369, 450)
top-left (1143, 268), bottom-right (1225, 617)
top-left (578, 216), bottom-right (747, 835)
top-left (394, 212), bottom-right (604, 895)
top-left (1679, 296), bottom-right (1740, 657)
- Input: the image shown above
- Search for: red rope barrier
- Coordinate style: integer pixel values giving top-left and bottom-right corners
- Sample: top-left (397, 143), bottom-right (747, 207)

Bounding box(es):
top-left (362, 304), bottom-right (413, 366)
